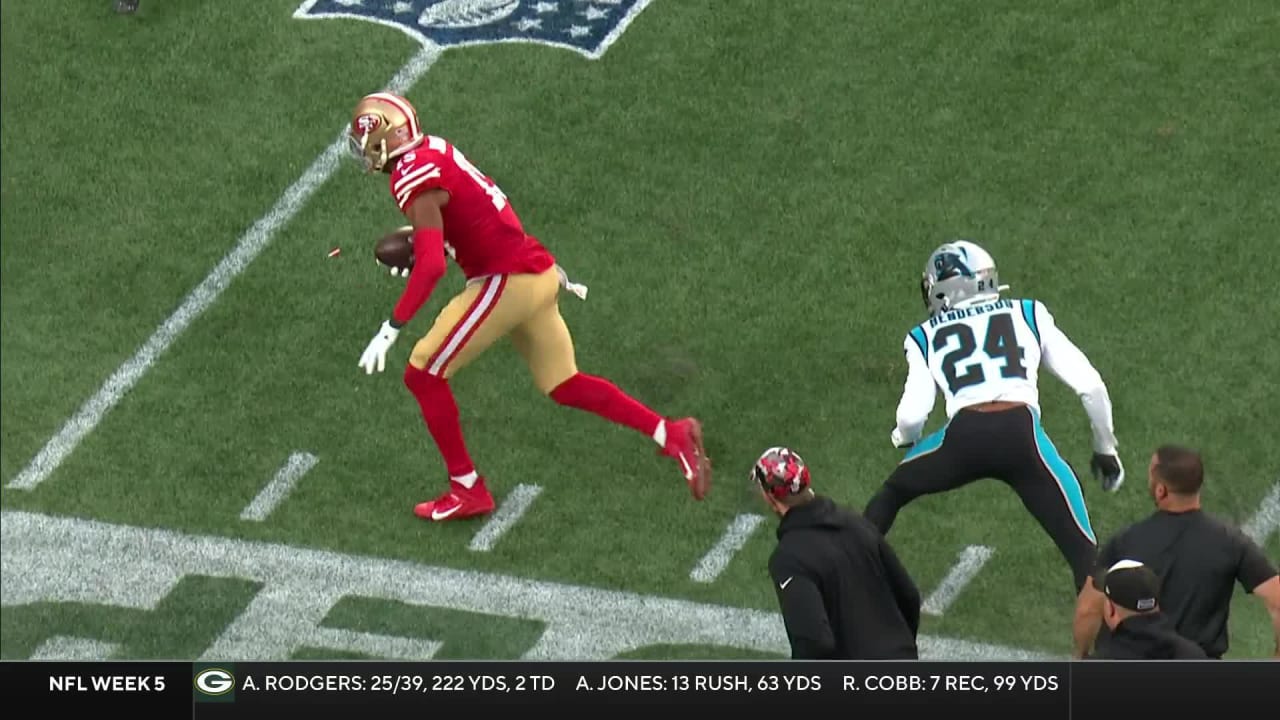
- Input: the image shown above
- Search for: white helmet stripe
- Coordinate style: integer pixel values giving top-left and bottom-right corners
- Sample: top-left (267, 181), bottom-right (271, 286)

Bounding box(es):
top-left (366, 92), bottom-right (419, 138)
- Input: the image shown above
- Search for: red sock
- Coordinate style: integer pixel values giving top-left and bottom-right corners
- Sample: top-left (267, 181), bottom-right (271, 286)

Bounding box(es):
top-left (549, 372), bottom-right (663, 437)
top-left (403, 364), bottom-right (476, 478)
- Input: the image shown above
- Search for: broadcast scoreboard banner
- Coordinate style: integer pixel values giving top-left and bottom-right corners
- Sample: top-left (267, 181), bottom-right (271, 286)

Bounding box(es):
top-left (4, 660), bottom-right (1275, 715)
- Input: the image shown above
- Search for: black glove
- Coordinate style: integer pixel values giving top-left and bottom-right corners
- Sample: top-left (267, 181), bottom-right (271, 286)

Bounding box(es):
top-left (1090, 453), bottom-right (1125, 493)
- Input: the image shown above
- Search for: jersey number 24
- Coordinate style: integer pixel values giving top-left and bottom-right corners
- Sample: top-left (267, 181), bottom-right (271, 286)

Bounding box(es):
top-left (933, 313), bottom-right (1028, 394)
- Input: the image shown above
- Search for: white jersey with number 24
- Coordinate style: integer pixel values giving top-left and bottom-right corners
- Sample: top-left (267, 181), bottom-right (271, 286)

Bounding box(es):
top-left (893, 297), bottom-right (1113, 449)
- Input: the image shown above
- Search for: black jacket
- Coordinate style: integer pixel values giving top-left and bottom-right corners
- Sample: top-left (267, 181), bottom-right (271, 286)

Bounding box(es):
top-left (768, 494), bottom-right (921, 659)
top-left (1090, 613), bottom-right (1208, 660)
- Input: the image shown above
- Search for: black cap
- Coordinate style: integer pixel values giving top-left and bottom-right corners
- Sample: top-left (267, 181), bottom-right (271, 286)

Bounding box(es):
top-left (1103, 559), bottom-right (1161, 612)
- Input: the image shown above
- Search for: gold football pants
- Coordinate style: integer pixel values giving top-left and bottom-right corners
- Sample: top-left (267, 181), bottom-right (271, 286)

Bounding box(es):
top-left (409, 266), bottom-right (578, 394)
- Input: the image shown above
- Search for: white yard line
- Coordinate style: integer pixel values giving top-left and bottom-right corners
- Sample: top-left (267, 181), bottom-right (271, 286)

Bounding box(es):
top-left (468, 484), bottom-right (542, 552)
top-left (922, 545), bottom-right (994, 616)
top-left (301, 627), bottom-right (443, 661)
top-left (1, 509), bottom-right (1055, 661)
top-left (30, 637), bottom-right (120, 661)
top-left (689, 514), bottom-right (766, 583)
top-left (240, 452), bottom-right (320, 522)
top-left (1242, 482), bottom-right (1279, 546)
top-left (6, 44), bottom-right (443, 492)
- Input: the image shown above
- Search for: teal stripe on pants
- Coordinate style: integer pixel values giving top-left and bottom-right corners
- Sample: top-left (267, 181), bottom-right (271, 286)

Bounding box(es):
top-left (1029, 409), bottom-right (1096, 543)
top-left (902, 425), bottom-right (947, 463)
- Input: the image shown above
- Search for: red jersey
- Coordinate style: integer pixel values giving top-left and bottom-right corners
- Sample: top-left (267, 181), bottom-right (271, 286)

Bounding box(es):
top-left (389, 135), bottom-right (555, 279)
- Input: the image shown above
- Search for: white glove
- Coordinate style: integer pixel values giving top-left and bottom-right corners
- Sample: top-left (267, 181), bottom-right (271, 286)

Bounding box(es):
top-left (358, 320), bottom-right (401, 374)
top-left (891, 427), bottom-right (914, 448)
top-left (377, 260), bottom-right (411, 278)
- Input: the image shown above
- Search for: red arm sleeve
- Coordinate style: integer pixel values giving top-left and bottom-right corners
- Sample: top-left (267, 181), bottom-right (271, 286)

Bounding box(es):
top-left (391, 227), bottom-right (447, 327)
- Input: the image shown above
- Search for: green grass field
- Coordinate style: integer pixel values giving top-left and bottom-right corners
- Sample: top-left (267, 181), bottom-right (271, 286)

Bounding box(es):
top-left (2, 0), bottom-right (1277, 661)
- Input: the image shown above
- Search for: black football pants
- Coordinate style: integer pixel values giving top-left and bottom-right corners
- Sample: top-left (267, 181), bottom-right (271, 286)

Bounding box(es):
top-left (863, 405), bottom-right (1098, 592)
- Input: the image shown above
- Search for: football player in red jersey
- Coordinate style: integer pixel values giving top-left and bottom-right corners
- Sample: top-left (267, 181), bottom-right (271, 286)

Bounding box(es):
top-left (348, 92), bottom-right (711, 521)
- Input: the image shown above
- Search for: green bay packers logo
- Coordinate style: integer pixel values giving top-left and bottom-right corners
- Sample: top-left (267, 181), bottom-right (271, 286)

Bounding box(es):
top-left (194, 666), bottom-right (236, 699)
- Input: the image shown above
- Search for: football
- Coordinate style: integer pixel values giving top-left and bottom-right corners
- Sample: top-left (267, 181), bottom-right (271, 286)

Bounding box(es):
top-left (374, 226), bottom-right (414, 270)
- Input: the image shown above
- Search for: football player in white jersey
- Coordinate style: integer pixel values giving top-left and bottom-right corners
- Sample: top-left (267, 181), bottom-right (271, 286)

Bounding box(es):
top-left (863, 240), bottom-right (1124, 594)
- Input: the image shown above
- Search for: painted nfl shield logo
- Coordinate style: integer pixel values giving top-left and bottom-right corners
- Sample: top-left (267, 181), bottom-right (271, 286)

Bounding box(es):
top-left (293, 0), bottom-right (655, 59)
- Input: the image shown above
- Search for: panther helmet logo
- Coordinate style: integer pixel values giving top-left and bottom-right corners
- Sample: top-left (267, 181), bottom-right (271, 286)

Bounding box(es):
top-left (934, 253), bottom-right (973, 279)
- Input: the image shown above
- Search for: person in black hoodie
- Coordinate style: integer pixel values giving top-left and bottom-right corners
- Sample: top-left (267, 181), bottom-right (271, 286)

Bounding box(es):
top-left (753, 446), bottom-right (921, 659)
top-left (1091, 559), bottom-right (1206, 660)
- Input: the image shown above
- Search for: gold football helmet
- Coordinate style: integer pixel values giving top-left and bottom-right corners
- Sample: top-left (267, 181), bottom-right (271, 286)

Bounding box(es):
top-left (348, 92), bottom-right (424, 173)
